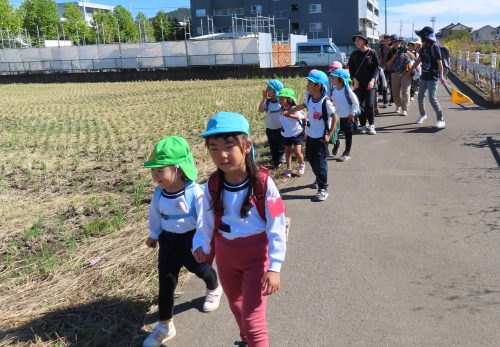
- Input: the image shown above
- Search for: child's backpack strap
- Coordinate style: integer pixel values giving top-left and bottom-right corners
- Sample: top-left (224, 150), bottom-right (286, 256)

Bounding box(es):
top-left (158, 180), bottom-right (199, 221)
top-left (252, 166), bottom-right (269, 222)
top-left (321, 96), bottom-right (330, 136)
top-left (344, 87), bottom-right (353, 106)
top-left (207, 171), bottom-right (223, 233)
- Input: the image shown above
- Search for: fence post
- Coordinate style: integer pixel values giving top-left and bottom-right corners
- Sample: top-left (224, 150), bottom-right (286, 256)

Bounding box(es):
top-left (492, 53), bottom-right (497, 102)
top-left (474, 51), bottom-right (480, 84)
top-left (458, 50), bottom-right (463, 73)
top-left (465, 51), bottom-right (470, 75)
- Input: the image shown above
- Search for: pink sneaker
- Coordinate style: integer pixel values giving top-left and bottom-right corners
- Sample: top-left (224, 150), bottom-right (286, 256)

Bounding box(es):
top-left (143, 321), bottom-right (176, 347)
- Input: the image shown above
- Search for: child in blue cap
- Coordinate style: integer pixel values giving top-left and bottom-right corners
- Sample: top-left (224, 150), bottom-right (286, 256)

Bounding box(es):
top-left (284, 70), bottom-right (337, 201)
top-left (330, 69), bottom-right (360, 162)
top-left (143, 136), bottom-right (222, 347)
top-left (258, 79), bottom-right (285, 169)
top-left (193, 112), bottom-right (287, 347)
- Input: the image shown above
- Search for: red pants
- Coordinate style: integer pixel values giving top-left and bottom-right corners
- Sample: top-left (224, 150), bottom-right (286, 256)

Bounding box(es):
top-left (215, 232), bottom-right (269, 347)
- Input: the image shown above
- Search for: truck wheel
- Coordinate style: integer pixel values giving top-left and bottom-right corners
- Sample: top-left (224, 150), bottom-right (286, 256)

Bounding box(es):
top-left (299, 61), bottom-right (307, 67)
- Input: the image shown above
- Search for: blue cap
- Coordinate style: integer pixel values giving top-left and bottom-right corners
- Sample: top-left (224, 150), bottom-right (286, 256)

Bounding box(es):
top-left (305, 70), bottom-right (329, 96)
top-left (267, 79), bottom-right (284, 95)
top-left (330, 68), bottom-right (351, 88)
top-left (201, 112), bottom-right (250, 138)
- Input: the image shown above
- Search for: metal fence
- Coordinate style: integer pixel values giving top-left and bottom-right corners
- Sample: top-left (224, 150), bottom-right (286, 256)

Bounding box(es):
top-left (450, 51), bottom-right (499, 103)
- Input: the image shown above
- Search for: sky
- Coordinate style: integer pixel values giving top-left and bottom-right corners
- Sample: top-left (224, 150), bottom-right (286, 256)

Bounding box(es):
top-left (9, 0), bottom-right (499, 38)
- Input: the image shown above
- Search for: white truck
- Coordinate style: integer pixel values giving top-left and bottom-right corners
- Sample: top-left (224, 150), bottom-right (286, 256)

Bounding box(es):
top-left (296, 42), bottom-right (346, 67)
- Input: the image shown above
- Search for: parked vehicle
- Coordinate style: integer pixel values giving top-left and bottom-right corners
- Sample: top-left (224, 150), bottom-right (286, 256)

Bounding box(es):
top-left (296, 42), bottom-right (347, 67)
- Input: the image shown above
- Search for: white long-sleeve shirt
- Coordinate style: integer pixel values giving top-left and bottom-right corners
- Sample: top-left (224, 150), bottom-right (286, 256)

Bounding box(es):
top-left (148, 183), bottom-right (204, 239)
top-left (193, 176), bottom-right (287, 272)
top-left (330, 86), bottom-right (360, 118)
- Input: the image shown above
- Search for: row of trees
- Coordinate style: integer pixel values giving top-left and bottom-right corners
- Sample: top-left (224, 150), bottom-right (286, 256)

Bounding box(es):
top-left (0, 0), bottom-right (189, 48)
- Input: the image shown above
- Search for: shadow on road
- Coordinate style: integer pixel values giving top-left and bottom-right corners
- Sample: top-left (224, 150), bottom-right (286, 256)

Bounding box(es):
top-left (464, 136), bottom-right (500, 168)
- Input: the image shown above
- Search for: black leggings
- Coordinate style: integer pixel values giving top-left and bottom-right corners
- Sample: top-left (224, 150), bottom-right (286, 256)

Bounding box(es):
top-left (333, 118), bottom-right (353, 156)
top-left (158, 229), bottom-right (218, 320)
top-left (355, 87), bottom-right (376, 126)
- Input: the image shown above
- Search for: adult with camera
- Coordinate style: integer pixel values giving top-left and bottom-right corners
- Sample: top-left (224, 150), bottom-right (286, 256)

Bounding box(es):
top-left (410, 26), bottom-right (447, 129)
top-left (386, 35), bottom-right (415, 116)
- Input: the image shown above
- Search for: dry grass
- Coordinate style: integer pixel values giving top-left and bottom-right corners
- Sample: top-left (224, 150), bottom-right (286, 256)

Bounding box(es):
top-left (0, 77), bottom-right (306, 345)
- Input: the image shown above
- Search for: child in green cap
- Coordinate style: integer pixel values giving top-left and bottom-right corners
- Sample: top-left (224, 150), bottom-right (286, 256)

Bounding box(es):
top-left (277, 87), bottom-right (306, 177)
top-left (143, 136), bottom-right (222, 347)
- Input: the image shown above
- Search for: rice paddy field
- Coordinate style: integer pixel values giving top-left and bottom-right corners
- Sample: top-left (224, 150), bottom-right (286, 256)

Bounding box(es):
top-left (0, 77), bottom-right (306, 346)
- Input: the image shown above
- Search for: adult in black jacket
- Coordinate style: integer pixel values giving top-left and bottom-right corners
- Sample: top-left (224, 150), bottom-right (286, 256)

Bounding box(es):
top-left (348, 33), bottom-right (380, 135)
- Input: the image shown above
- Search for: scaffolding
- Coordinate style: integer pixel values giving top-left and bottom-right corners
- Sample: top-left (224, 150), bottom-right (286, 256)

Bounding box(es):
top-left (232, 15), bottom-right (278, 41)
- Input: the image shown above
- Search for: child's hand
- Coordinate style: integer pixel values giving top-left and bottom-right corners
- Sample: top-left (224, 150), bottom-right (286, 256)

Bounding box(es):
top-left (262, 89), bottom-right (267, 99)
top-left (145, 237), bottom-right (157, 248)
top-left (282, 110), bottom-right (289, 117)
top-left (193, 247), bottom-right (208, 263)
top-left (262, 271), bottom-right (281, 295)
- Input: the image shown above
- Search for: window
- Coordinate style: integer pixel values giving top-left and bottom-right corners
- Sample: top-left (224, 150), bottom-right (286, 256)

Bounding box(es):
top-left (196, 9), bottom-right (206, 17)
top-left (309, 22), bottom-right (322, 32)
top-left (298, 45), bottom-right (320, 54)
top-left (291, 22), bottom-right (299, 30)
top-left (273, 10), bottom-right (288, 19)
top-left (309, 4), bottom-right (322, 14)
top-left (216, 26), bottom-right (231, 33)
top-left (213, 8), bottom-right (244, 16)
top-left (322, 45), bottom-right (337, 53)
top-left (290, 4), bottom-right (299, 11)
top-left (251, 5), bottom-right (262, 15)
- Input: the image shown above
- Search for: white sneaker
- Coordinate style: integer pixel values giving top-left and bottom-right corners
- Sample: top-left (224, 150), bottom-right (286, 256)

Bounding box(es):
top-left (435, 120), bottom-right (446, 129)
top-left (396, 106), bottom-right (402, 114)
top-left (284, 167), bottom-right (293, 178)
top-left (368, 124), bottom-right (376, 135)
top-left (339, 155), bottom-right (350, 162)
top-left (402, 110), bottom-right (408, 116)
top-left (203, 284), bottom-right (223, 312)
top-left (143, 321), bottom-right (176, 347)
top-left (358, 125), bottom-right (367, 134)
top-left (296, 163), bottom-right (305, 176)
top-left (416, 115), bottom-right (427, 124)
top-left (410, 96), bottom-right (415, 101)
top-left (314, 189), bottom-right (329, 201)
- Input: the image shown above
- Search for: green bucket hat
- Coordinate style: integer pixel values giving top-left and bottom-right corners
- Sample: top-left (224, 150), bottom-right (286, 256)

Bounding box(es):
top-left (278, 87), bottom-right (297, 104)
top-left (144, 136), bottom-right (198, 181)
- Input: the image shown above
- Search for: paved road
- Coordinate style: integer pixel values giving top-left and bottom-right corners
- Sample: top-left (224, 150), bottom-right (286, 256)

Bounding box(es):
top-left (159, 82), bottom-right (500, 347)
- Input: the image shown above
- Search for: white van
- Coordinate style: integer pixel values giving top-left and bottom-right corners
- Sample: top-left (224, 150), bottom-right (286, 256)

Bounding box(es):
top-left (296, 42), bottom-right (346, 67)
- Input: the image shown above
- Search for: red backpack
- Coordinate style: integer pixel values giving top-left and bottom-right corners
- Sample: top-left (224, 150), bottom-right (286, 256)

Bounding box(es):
top-left (205, 166), bottom-right (269, 263)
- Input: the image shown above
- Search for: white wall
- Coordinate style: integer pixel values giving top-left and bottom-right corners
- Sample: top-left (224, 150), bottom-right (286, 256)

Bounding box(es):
top-left (0, 38), bottom-right (269, 73)
top-left (289, 34), bottom-right (308, 66)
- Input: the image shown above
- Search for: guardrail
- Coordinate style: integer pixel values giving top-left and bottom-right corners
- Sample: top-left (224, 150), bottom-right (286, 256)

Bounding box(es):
top-left (451, 51), bottom-right (499, 103)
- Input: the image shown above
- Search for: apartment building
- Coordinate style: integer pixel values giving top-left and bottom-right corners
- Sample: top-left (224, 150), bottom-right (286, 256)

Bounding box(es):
top-left (190, 0), bottom-right (380, 45)
top-left (57, 1), bottom-right (115, 25)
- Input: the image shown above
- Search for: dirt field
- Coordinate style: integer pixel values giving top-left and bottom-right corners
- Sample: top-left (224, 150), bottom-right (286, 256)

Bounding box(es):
top-left (0, 77), bottom-right (305, 345)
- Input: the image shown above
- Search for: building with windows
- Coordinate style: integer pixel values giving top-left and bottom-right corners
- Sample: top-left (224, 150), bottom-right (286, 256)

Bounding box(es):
top-left (57, 1), bottom-right (115, 25)
top-left (190, 0), bottom-right (380, 45)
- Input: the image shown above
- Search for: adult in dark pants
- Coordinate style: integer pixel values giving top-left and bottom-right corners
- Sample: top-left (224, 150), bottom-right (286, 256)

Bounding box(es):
top-left (378, 34), bottom-right (392, 108)
top-left (348, 33), bottom-right (380, 135)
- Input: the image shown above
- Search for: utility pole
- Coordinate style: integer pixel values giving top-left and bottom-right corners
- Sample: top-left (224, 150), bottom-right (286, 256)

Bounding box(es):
top-left (385, 0), bottom-right (387, 35)
top-left (399, 20), bottom-right (403, 38)
top-left (431, 16), bottom-right (436, 30)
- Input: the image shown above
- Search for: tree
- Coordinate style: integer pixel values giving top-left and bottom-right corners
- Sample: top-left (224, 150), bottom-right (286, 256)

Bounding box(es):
top-left (62, 3), bottom-right (88, 45)
top-left (20, 0), bottom-right (60, 45)
top-left (151, 10), bottom-right (172, 42)
top-left (113, 5), bottom-right (137, 43)
top-left (0, 0), bottom-right (22, 47)
top-left (135, 12), bottom-right (154, 42)
top-left (92, 10), bottom-right (117, 44)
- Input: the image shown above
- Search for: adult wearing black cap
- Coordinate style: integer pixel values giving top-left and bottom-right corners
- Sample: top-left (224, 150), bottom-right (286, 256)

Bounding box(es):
top-left (410, 26), bottom-right (447, 129)
top-left (348, 32), bottom-right (380, 135)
